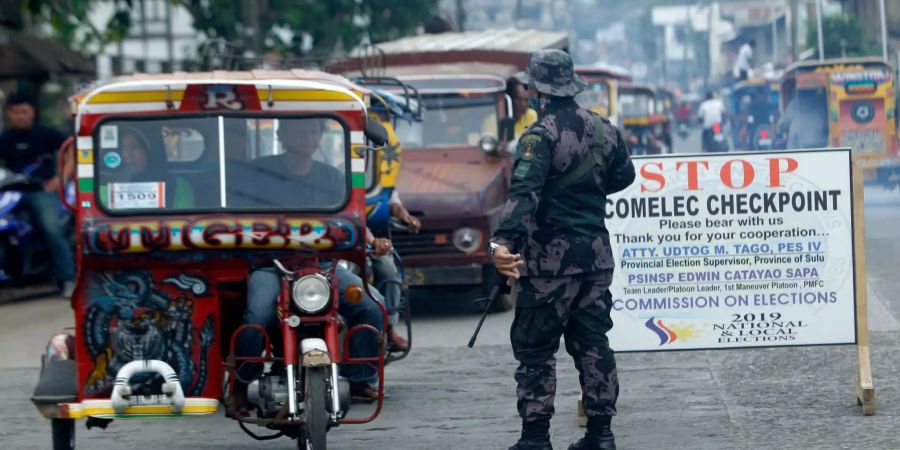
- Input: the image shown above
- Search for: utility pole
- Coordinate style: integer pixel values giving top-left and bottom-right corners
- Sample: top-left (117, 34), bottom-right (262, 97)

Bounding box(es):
top-left (815, 0), bottom-right (824, 60)
top-left (879, 0), bottom-right (888, 60)
top-left (455, 0), bottom-right (466, 32)
top-left (241, 0), bottom-right (262, 59)
top-left (683, 6), bottom-right (691, 91)
top-left (706, 0), bottom-right (712, 93)
top-left (772, 10), bottom-right (779, 66)
top-left (790, 0), bottom-right (799, 62)
top-left (165, 0), bottom-right (175, 71)
top-left (140, 0), bottom-right (149, 69)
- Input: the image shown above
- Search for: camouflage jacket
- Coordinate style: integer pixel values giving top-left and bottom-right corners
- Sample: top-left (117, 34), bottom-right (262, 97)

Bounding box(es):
top-left (491, 97), bottom-right (635, 278)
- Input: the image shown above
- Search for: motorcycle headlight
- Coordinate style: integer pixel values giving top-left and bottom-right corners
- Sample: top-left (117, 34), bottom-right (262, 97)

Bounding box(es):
top-left (291, 274), bottom-right (331, 314)
top-left (452, 227), bottom-right (483, 254)
top-left (479, 135), bottom-right (499, 153)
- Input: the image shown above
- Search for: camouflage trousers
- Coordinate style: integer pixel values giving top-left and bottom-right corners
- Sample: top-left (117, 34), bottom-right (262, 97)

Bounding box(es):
top-left (510, 270), bottom-right (618, 423)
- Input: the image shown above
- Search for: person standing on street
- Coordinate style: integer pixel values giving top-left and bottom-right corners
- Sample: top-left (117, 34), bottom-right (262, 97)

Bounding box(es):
top-left (732, 39), bottom-right (755, 81)
top-left (489, 50), bottom-right (636, 450)
top-left (0, 93), bottom-right (75, 297)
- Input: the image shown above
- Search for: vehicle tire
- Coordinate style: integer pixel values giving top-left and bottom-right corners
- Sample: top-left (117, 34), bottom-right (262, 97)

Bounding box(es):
top-left (21, 242), bottom-right (51, 281)
top-left (51, 418), bottom-right (75, 450)
top-left (301, 367), bottom-right (328, 450)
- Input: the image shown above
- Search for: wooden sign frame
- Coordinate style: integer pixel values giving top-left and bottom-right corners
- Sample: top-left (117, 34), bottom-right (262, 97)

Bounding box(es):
top-left (852, 163), bottom-right (875, 415)
top-left (577, 161), bottom-right (876, 426)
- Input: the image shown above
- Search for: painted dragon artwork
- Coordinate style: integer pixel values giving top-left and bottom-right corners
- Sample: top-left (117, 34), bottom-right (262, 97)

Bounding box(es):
top-left (82, 270), bottom-right (215, 398)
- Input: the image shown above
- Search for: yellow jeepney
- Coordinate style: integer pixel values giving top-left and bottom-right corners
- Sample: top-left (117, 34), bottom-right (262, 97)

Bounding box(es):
top-left (781, 57), bottom-right (898, 184)
top-left (575, 64), bottom-right (633, 127)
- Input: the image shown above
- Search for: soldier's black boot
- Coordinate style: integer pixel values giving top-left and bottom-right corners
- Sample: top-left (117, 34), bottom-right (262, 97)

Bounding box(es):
top-left (509, 420), bottom-right (553, 450)
top-left (568, 416), bottom-right (615, 450)
top-left (508, 439), bottom-right (553, 450)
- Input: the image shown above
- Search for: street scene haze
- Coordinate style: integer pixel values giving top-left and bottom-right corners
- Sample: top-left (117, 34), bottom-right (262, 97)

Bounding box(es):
top-left (2, 0), bottom-right (900, 449)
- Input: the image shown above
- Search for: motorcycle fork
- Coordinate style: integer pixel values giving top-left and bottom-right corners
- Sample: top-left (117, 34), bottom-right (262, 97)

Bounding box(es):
top-left (279, 278), bottom-right (300, 418)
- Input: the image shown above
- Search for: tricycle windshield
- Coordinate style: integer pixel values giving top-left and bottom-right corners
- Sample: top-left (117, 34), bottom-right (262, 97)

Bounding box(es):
top-left (619, 91), bottom-right (655, 117)
top-left (394, 94), bottom-right (498, 149)
top-left (94, 115), bottom-right (349, 213)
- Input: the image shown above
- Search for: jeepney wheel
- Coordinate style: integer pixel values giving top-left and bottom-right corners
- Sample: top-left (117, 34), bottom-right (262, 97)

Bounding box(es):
top-left (51, 418), bottom-right (75, 450)
top-left (301, 367), bottom-right (328, 450)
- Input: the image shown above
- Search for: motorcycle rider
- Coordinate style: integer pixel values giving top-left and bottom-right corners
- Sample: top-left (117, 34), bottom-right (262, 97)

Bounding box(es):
top-left (697, 92), bottom-right (727, 152)
top-left (747, 90), bottom-right (774, 149)
top-left (0, 93), bottom-right (74, 296)
top-left (370, 190), bottom-right (419, 352)
top-left (231, 118), bottom-right (386, 413)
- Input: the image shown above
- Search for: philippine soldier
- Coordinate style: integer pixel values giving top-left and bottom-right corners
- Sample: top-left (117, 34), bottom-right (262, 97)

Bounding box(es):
top-left (489, 50), bottom-right (636, 450)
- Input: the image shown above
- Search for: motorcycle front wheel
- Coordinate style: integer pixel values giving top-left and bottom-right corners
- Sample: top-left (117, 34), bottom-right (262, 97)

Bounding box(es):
top-left (301, 367), bottom-right (329, 450)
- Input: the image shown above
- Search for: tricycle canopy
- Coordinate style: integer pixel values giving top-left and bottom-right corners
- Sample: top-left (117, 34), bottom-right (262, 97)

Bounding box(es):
top-left (69, 72), bottom-right (373, 259)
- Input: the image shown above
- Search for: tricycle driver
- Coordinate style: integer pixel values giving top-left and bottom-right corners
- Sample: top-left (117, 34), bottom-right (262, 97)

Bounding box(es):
top-left (231, 119), bottom-right (386, 415)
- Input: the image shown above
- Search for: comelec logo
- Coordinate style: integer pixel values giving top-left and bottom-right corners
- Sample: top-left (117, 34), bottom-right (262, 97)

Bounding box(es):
top-left (645, 317), bottom-right (705, 346)
top-left (645, 317), bottom-right (677, 345)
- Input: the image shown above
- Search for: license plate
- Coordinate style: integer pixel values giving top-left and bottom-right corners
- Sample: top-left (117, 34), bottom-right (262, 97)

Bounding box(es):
top-left (758, 138), bottom-right (772, 146)
top-left (842, 130), bottom-right (885, 153)
top-left (713, 134), bottom-right (725, 142)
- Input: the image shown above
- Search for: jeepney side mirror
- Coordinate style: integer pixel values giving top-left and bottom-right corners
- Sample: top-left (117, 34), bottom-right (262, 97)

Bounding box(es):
top-left (364, 119), bottom-right (388, 147)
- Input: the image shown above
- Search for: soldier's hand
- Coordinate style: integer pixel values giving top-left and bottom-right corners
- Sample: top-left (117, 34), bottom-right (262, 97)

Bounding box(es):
top-left (492, 245), bottom-right (524, 279)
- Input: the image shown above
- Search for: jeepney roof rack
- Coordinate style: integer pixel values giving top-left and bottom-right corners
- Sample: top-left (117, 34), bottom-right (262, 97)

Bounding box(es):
top-left (783, 57), bottom-right (894, 76)
top-left (356, 43), bottom-right (387, 79)
top-left (353, 76), bottom-right (423, 123)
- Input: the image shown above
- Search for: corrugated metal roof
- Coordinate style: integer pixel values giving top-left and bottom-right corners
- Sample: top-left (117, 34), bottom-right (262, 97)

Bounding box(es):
top-left (343, 62), bottom-right (519, 79)
top-left (356, 29), bottom-right (568, 55)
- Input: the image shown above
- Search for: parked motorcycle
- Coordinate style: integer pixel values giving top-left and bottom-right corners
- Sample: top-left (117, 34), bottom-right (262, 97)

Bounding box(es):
top-left (0, 162), bottom-right (73, 285)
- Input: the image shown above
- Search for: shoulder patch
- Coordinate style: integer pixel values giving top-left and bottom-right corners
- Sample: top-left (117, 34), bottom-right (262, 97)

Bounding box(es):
top-left (519, 134), bottom-right (542, 161)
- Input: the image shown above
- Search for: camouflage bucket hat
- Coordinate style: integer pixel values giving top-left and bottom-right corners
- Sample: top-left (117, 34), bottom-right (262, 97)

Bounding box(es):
top-left (521, 49), bottom-right (588, 97)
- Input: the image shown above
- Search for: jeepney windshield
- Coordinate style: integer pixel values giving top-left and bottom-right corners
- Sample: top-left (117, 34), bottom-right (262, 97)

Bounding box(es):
top-left (94, 115), bottom-right (348, 212)
top-left (394, 94), bottom-right (498, 149)
top-left (619, 91), bottom-right (655, 117)
top-left (575, 82), bottom-right (611, 115)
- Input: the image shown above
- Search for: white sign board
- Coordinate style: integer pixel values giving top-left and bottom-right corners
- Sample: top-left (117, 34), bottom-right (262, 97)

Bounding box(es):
top-left (607, 149), bottom-right (856, 351)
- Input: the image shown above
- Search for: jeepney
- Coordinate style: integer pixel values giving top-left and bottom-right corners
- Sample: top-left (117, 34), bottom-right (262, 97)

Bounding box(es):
top-left (575, 64), bottom-right (633, 126)
top-left (618, 83), bottom-right (670, 155)
top-left (780, 57), bottom-right (899, 185)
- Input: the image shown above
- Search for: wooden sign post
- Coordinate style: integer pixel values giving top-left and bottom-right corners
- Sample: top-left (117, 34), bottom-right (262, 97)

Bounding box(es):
top-left (852, 163), bottom-right (875, 415)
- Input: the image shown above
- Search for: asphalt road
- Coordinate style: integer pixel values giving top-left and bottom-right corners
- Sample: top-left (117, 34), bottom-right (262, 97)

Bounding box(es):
top-left (2, 131), bottom-right (899, 449)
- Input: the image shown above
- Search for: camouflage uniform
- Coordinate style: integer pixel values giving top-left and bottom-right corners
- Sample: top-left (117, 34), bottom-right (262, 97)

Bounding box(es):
top-left (490, 50), bottom-right (636, 435)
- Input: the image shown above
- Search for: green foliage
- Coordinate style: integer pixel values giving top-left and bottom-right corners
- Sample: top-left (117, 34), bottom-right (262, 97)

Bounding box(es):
top-left (806, 14), bottom-right (877, 59)
top-left (178, 0), bottom-right (438, 60)
top-left (14, 0), bottom-right (134, 51)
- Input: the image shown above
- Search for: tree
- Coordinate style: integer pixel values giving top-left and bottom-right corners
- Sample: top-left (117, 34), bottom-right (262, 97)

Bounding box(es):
top-left (177, 0), bottom-right (438, 63)
top-left (2, 0), bottom-right (133, 51)
top-left (806, 13), bottom-right (877, 59)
